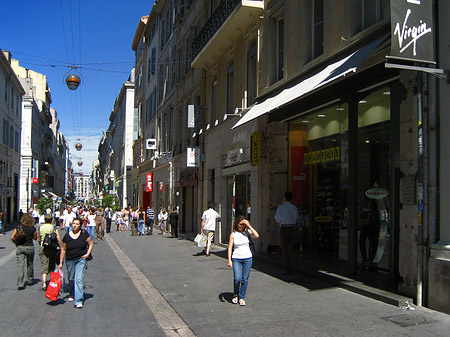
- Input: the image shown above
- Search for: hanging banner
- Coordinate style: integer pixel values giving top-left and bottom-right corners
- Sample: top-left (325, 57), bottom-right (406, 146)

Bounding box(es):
top-left (187, 147), bottom-right (200, 167)
top-left (146, 173), bottom-right (153, 192)
top-left (390, 0), bottom-right (434, 63)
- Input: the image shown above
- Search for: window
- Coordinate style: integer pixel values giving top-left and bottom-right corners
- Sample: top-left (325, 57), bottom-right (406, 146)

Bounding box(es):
top-left (363, 0), bottom-right (384, 29)
top-left (14, 130), bottom-right (19, 152)
top-left (9, 125), bottom-right (14, 149)
top-left (247, 45), bottom-right (257, 106)
top-left (146, 96), bottom-right (151, 125)
top-left (4, 78), bottom-right (8, 102)
top-left (227, 64), bottom-right (235, 114)
top-left (211, 80), bottom-right (218, 125)
top-left (151, 47), bottom-right (156, 74)
top-left (313, 0), bottom-right (324, 58)
top-left (277, 16), bottom-right (284, 81)
top-left (3, 119), bottom-right (8, 145)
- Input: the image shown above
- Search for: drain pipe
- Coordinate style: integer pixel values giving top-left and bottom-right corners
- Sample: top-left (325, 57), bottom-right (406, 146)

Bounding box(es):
top-left (416, 71), bottom-right (424, 307)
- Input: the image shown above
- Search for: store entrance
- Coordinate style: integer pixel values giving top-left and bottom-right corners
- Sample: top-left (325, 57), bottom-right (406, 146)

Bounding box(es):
top-left (224, 173), bottom-right (251, 243)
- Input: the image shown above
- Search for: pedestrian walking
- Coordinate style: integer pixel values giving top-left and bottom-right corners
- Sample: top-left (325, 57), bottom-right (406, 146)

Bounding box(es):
top-left (200, 202), bottom-right (221, 256)
top-left (145, 205), bottom-right (154, 235)
top-left (130, 207), bottom-right (139, 236)
top-left (122, 208), bottom-right (129, 231)
top-left (62, 206), bottom-right (76, 234)
top-left (86, 207), bottom-right (96, 240)
top-left (158, 208), bottom-right (168, 235)
top-left (104, 206), bottom-right (113, 233)
top-left (58, 217), bottom-right (93, 309)
top-left (115, 210), bottom-right (123, 231)
top-left (137, 207), bottom-right (145, 236)
top-left (168, 207), bottom-right (179, 238)
top-left (37, 214), bottom-right (62, 291)
top-left (32, 207), bottom-right (40, 224)
top-left (274, 191), bottom-right (299, 276)
top-left (227, 216), bottom-right (259, 306)
top-left (12, 213), bottom-right (37, 290)
top-left (95, 206), bottom-right (105, 240)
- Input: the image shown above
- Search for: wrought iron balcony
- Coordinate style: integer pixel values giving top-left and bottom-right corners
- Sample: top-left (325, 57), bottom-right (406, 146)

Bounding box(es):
top-left (192, 0), bottom-right (263, 68)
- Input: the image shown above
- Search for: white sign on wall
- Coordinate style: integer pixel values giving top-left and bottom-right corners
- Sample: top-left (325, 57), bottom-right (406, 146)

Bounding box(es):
top-left (187, 147), bottom-right (200, 167)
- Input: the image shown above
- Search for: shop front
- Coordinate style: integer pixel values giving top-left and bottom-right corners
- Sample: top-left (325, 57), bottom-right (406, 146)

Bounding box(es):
top-left (287, 84), bottom-right (398, 286)
top-left (180, 168), bottom-right (198, 233)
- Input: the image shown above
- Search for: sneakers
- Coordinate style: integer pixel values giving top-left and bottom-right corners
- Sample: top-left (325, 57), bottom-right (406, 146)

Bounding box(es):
top-left (239, 299), bottom-right (246, 306)
top-left (68, 297), bottom-right (74, 302)
top-left (75, 303), bottom-right (84, 309)
top-left (232, 296), bottom-right (238, 304)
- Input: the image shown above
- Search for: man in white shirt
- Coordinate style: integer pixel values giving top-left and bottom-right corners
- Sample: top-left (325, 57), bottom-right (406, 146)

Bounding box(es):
top-left (62, 206), bottom-right (76, 234)
top-left (200, 203), bottom-right (221, 256)
top-left (274, 191), bottom-right (298, 275)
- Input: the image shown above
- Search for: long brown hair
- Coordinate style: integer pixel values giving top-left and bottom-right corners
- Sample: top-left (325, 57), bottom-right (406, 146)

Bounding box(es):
top-left (233, 215), bottom-right (247, 232)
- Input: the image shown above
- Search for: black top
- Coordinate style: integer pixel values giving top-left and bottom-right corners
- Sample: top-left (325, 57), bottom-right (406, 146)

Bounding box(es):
top-left (63, 230), bottom-right (89, 261)
top-left (19, 226), bottom-right (36, 246)
top-left (138, 212), bottom-right (144, 221)
top-left (169, 212), bottom-right (179, 225)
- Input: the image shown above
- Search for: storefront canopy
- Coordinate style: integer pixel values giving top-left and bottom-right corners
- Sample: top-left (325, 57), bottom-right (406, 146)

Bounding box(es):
top-left (232, 35), bottom-right (387, 129)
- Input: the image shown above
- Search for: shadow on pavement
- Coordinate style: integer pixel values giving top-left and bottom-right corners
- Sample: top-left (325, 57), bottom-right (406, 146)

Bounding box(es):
top-left (211, 249), bottom-right (337, 292)
top-left (218, 292), bottom-right (234, 303)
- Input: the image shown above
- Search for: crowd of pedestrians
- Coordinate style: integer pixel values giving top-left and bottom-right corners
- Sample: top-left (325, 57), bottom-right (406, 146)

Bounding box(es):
top-left (8, 196), bottom-right (282, 308)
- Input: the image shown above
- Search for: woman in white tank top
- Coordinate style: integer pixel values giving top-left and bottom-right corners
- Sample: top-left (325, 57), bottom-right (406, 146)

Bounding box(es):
top-left (227, 215), bottom-right (259, 306)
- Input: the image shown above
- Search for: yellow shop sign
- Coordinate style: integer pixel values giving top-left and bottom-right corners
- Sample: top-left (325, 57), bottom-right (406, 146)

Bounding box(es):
top-left (304, 146), bottom-right (340, 165)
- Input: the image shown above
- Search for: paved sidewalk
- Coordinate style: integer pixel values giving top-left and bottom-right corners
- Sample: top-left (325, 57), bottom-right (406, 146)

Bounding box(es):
top-left (1, 230), bottom-right (449, 336)
top-left (108, 231), bottom-right (450, 337)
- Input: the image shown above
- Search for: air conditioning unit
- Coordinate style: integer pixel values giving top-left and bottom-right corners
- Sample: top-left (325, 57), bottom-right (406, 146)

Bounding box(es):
top-left (146, 139), bottom-right (157, 150)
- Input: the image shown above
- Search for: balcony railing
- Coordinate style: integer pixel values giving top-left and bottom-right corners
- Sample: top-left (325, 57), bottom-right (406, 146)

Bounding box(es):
top-left (192, 0), bottom-right (241, 61)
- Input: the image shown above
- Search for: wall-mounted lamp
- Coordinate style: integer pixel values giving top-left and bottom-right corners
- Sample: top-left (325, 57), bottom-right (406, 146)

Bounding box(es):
top-left (223, 113), bottom-right (242, 121)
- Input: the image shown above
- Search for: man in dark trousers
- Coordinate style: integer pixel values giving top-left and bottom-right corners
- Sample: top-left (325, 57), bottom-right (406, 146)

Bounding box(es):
top-left (274, 191), bottom-right (298, 276)
top-left (168, 207), bottom-right (179, 238)
top-left (146, 205), bottom-right (154, 235)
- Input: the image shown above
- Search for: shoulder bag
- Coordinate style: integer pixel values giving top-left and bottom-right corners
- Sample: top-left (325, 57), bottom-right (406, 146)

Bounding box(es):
top-left (11, 225), bottom-right (27, 245)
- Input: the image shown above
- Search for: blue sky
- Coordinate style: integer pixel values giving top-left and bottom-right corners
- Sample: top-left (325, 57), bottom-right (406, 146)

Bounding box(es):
top-left (0, 0), bottom-right (154, 173)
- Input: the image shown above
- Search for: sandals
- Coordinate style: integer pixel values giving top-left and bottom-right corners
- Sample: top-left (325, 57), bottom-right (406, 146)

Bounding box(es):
top-left (232, 295), bottom-right (238, 304)
top-left (42, 283), bottom-right (47, 291)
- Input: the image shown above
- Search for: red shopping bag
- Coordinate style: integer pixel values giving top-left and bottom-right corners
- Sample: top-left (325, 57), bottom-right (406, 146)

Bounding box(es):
top-left (45, 271), bottom-right (62, 301)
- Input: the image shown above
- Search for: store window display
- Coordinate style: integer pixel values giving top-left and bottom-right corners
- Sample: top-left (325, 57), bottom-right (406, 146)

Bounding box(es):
top-left (289, 87), bottom-right (391, 272)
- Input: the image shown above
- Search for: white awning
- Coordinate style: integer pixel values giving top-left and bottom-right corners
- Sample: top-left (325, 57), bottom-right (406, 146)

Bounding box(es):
top-left (232, 35), bottom-right (387, 129)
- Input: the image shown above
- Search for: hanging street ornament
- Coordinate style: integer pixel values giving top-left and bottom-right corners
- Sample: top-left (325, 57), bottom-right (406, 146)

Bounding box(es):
top-left (65, 73), bottom-right (81, 90)
top-left (77, 161), bottom-right (83, 167)
top-left (75, 142), bottom-right (82, 151)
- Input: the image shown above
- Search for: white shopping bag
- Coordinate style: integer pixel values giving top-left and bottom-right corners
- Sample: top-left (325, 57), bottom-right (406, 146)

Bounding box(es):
top-left (194, 234), bottom-right (207, 248)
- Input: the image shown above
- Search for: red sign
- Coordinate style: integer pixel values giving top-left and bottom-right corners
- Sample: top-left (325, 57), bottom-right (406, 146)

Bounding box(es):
top-left (32, 178), bottom-right (39, 184)
top-left (159, 182), bottom-right (163, 192)
top-left (146, 173), bottom-right (153, 192)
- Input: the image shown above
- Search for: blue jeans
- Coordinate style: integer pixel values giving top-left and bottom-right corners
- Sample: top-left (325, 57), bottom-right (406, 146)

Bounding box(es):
top-left (66, 258), bottom-right (87, 306)
top-left (0, 220), bottom-right (3, 233)
top-left (86, 226), bottom-right (95, 240)
top-left (232, 257), bottom-right (252, 300)
top-left (138, 220), bottom-right (144, 236)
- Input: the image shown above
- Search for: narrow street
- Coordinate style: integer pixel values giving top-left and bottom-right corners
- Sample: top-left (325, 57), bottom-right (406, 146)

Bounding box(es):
top-left (1, 230), bottom-right (449, 337)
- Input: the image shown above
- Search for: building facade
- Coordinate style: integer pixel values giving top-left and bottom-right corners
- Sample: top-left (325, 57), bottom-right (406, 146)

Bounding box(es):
top-left (0, 50), bottom-right (24, 226)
